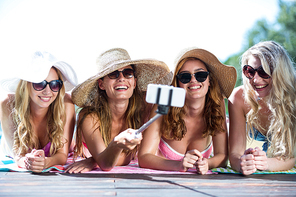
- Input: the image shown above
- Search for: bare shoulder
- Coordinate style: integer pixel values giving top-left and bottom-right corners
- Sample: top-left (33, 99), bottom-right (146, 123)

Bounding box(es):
top-left (64, 93), bottom-right (74, 104)
top-left (228, 86), bottom-right (245, 105)
top-left (78, 108), bottom-right (99, 126)
top-left (228, 85), bottom-right (250, 116)
top-left (0, 94), bottom-right (14, 116)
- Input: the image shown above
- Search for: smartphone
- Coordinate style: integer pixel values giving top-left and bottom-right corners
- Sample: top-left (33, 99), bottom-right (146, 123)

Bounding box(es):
top-left (145, 84), bottom-right (185, 108)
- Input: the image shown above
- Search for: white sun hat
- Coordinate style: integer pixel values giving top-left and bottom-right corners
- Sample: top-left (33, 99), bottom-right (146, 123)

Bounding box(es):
top-left (0, 51), bottom-right (78, 93)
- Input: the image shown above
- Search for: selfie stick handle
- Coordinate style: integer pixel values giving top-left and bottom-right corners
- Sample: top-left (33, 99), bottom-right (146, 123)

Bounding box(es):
top-left (135, 113), bottom-right (163, 134)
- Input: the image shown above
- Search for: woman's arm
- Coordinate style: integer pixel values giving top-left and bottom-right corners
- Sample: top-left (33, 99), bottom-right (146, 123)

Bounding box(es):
top-left (251, 147), bottom-right (296, 172)
top-left (0, 95), bottom-right (16, 157)
top-left (20, 94), bottom-right (76, 173)
top-left (43, 93), bottom-right (76, 168)
top-left (207, 98), bottom-right (228, 169)
top-left (138, 105), bottom-right (184, 171)
top-left (67, 110), bottom-right (141, 172)
top-left (228, 86), bottom-right (256, 174)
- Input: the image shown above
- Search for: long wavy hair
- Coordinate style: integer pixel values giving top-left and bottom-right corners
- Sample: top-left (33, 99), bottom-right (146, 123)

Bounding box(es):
top-left (12, 67), bottom-right (66, 156)
top-left (161, 57), bottom-right (225, 140)
top-left (242, 41), bottom-right (296, 159)
top-left (75, 65), bottom-right (145, 158)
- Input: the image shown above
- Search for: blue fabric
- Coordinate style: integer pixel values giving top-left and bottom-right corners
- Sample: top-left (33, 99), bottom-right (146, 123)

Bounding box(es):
top-left (248, 127), bottom-right (269, 152)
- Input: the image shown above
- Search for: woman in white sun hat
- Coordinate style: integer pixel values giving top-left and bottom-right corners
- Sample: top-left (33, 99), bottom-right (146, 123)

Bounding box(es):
top-left (0, 51), bottom-right (78, 173)
top-left (65, 48), bottom-right (172, 173)
top-left (138, 47), bottom-right (237, 174)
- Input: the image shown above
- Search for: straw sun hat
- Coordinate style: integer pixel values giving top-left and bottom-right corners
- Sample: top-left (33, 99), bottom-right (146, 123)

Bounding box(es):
top-left (175, 47), bottom-right (237, 98)
top-left (72, 48), bottom-right (173, 107)
top-left (0, 51), bottom-right (78, 93)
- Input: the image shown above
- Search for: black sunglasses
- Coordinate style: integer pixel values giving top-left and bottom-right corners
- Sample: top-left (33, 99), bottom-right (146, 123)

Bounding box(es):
top-left (177, 71), bottom-right (209, 84)
top-left (243, 65), bottom-right (271, 79)
top-left (107, 68), bottom-right (135, 79)
top-left (32, 80), bottom-right (63, 92)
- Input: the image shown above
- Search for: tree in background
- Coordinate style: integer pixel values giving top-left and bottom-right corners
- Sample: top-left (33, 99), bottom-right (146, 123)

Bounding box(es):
top-left (224, 0), bottom-right (296, 87)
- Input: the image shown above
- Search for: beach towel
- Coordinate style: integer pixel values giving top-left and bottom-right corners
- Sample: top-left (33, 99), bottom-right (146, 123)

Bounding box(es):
top-left (1, 155), bottom-right (295, 174)
top-left (0, 155), bottom-right (215, 174)
top-left (212, 163), bottom-right (296, 174)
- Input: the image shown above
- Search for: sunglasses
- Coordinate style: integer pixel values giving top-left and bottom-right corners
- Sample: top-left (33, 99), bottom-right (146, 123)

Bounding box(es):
top-left (107, 68), bottom-right (135, 79)
top-left (243, 65), bottom-right (271, 79)
top-left (32, 80), bottom-right (63, 92)
top-left (177, 71), bottom-right (209, 84)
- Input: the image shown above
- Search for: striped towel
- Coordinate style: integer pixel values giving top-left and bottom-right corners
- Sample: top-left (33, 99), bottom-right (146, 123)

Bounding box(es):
top-left (212, 163), bottom-right (296, 174)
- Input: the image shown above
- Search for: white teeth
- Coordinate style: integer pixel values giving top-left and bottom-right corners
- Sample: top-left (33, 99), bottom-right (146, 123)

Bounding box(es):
top-left (115, 86), bottom-right (128, 90)
top-left (255, 85), bottom-right (267, 89)
top-left (189, 86), bottom-right (201, 90)
top-left (40, 97), bottom-right (50, 101)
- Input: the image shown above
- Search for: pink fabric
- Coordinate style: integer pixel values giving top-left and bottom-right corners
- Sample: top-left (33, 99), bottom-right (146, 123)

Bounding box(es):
top-left (42, 142), bottom-right (51, 157)
top-left (46, 155), bottom-right (217, 174)
top-left (158, 138), bottom-right (213, 161)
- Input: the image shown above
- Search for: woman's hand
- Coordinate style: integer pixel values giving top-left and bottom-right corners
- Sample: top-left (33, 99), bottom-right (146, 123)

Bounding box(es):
top-left (195, 158), bottom-right (209, 175)
top-left (65, 157), bottom-right (97, 173)
top-left (240, 148), bottom-right (257, 175)
top-left (113, 128), bottom-right (142, 151)
top-left (24, 149), bottom-right (45, 173)
top-left (253, 147), bottom-right (268, 171)
top-left (180, 149), bottom-right (202, 172)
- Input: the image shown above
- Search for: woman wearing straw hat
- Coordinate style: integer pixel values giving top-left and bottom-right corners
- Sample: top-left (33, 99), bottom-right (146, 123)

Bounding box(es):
top-left (228, 41), bottom-right (296, 175)
top-left (0, 51), bottom-right (78, 173)
top-left (65, 48), bottom-right (172, 173)
top-left (138, 47), bottom-right (237, 174)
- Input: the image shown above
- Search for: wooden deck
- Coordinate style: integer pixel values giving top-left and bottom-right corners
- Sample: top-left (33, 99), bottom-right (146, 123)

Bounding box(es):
top-left (1, 171), bottom-right (295, 196)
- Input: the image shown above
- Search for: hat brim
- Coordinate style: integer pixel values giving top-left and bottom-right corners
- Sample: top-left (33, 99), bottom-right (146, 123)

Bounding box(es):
top-left (0, 61), bottom-right (78, 93)
top-left (72, 59), bottom-right (172, 107)
top-left (176, 48), bottom-right (237, 98)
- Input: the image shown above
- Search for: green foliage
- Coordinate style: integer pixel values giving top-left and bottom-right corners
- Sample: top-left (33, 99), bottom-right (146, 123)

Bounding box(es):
top-left (224, 0), bottom-right (296, 87)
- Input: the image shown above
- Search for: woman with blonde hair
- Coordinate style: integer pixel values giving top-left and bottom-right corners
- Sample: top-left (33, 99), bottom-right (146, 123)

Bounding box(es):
top-left (65, 48), bottom-right (172, 173)
top-left (138, 48), bottom-right (236, 174)
top-left (0, 51), bottom-right (78, 173)
top-left (229, 41), bottom-right (296, 175)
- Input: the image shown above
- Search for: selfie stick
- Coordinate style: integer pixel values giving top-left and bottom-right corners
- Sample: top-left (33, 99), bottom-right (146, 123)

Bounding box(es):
top-left (135, 87), bottom-right (173, 135)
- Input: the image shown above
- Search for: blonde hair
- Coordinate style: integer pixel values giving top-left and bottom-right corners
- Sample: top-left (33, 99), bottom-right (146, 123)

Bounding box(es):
top-left (161, 57), bottom-right (225, 140)
top-left (75, 65), bottom-right (145, 158)
top-left (12, 67), bottom-right (66, 156)
top-left (242, 41), bottom-right (296, 159)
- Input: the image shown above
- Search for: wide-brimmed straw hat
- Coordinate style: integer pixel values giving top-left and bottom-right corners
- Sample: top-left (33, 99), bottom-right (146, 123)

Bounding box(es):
top-left (175, 47), bottom-right (237, 98)
top-left (72, 48), bottom-right (172, 107)
top-left (0, 51), bottom-right (78, 93)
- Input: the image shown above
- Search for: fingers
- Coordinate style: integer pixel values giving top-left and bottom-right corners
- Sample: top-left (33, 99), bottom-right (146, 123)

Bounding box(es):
top-left (25, 155), bottom-right (45, 173)
top-left (240, 154), bottom-right (256, 175)
top-left (181, 149), bottom-right (203, 171)
top-left (65, 163), bottom-right (86, 173)
top-left (65, 158), bottom-right (96, 174)
top-left (195, 158), bottom-right (209, 175)
top-left (32, 149), bottom-right (45, 158)
top-left (244, 148), bottom-right (255, 155)
top-left (114, 129), bottom-right (142, 150)
top-left (253, 149), bottom-right (268, 171)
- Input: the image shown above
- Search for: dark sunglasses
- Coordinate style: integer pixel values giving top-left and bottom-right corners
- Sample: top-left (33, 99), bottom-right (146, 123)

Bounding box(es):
top-left (243, 65), bottom-right (271, 79)
top-left (107, 68), bottom-right (135, 79)
top-left (177, 71), bottom-right (209, 84)
top-left (32, 80), bottom-right (63, 92)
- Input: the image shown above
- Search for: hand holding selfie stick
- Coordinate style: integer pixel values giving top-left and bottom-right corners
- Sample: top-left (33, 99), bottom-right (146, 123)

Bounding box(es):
top-left (133, 84), bottom-right (185, 138)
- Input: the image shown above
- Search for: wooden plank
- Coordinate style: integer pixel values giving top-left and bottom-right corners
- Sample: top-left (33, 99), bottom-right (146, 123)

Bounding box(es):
top-left (0, 172), bottom-right (296, 196)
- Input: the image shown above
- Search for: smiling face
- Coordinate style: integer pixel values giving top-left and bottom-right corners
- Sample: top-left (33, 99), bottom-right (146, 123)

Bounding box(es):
top-left (29, 67), bottom-right (60, 110)
top-left (98, 65), bottom-right (137, 103)
top-left (247, 55), bottom-right (272, 98)
top-left (177, 59), bottom-right (210, 101)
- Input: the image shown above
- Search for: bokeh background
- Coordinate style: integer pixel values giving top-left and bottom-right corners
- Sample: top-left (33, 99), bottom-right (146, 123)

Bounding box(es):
top-left (0, 0), bottom-right (295, 88)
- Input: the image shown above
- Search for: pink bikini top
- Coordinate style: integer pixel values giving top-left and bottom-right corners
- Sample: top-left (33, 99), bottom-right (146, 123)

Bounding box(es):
top-left (42, 142), bottom-right (51, 157)
top-left (157, 138), bottom-right (213, 161)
